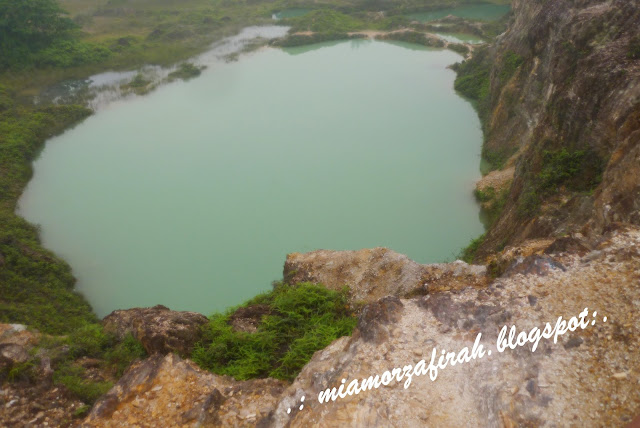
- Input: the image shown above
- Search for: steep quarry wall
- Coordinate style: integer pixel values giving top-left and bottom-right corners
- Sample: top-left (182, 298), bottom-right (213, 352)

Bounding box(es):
top-left (476, 0), bottom-right (640, 257)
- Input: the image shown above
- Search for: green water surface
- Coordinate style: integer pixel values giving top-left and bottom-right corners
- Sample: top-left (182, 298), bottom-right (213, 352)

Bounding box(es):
top-left (19, 40), bottom-right (484, 317)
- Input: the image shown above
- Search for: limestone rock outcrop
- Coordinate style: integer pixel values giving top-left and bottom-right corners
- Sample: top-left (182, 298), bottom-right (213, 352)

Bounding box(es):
top-left (83, 353), bottom-right (287, 427)
top-left (284, 247), bottom-right (488, 303)
top-left (0, 324), bottom-right (37, 372)
top-left (102, 305), bottom-right (208, 355)
top-left (265, 226), bottom-right (640, 427)
top-left (474, 0), bottom-right (640, 257)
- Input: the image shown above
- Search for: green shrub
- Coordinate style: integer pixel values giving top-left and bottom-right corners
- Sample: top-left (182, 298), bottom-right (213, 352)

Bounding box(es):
top-left (65, 324), bottom-right (146, 373)
top-left (105, 333), bottom-right (147, 377)
top-left (168, 62), bottom-right (203, 80)
top-left (276, 32), bottom-right (356, 47)
top-left (458, 233), bottom-right (487, 263)
top-left (377, 31), bottom-right (445, 48)
top-left (0, 0), bottom-right (77, 70)
top-left (128, 73), bottom-right (150, 88)
top-left (448, 43), bottom-right (469, 55)
top-left (6, 359), bottom-right (38, 383)
top-left (67, 323), bottom-right (112, 358)
top-left (483, 147), bottom-right (514, 171)
top-left (284, 10), bottom-right (364, 33)
top-left (629, 36), bottom-right (640, 60)
top-left (499, 51), bottom-right (523, 81)
top-left (518, 188), bottom-right (541, 217)
top-left (53, 363), bottom-right (113, 404)
top-left (537, 148), bottom-right (602, 192)
top-left (516, 147), bottom-right (603, 218)
top-left (8, 323), bottom-right (146, 403)
top-left (453, 47), bottom-right (491, 101)
top-left (192, 282), bottom-right (357, 382)
top-left (34, 40), bottom-right (112, 68)
top-left (474, 186), bottom-right (496, 203)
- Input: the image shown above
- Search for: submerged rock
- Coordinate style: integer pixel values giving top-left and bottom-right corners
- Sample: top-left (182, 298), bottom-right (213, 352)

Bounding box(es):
top-left (102, 305), bottom-right (208, 355)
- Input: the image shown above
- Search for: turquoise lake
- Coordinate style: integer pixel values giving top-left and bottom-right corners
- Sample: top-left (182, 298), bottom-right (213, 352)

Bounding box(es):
top-left (19, 39), bottom-right (484, 317)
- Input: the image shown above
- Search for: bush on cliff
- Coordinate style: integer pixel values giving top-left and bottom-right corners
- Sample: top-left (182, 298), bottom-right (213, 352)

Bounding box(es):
top-left (192, 282), bottom-right (357, 381)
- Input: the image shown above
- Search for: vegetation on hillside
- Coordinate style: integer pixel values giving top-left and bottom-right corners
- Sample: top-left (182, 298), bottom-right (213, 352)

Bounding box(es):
top-left (4, 323), bottom-right (147, 405)
top-left (285, 9), bottom-right (365, 33)
top-left (0, 86), bottom-right (96, 333)
top-left (376, 30), bottom-right (445, 47)
top-left (518, 147), bottom-right (603, 217)
top-left (192, 282), bottom-right (357, 382)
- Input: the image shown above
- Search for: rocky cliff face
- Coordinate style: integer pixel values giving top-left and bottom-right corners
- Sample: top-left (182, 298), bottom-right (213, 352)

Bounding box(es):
top-left (475, 0), bottom-right (640, 257)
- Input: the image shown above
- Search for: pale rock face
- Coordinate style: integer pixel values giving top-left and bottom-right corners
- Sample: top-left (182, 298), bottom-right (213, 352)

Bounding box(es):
top-left (264, 226), bottom-right (640, 428)
top-left (476, 0), bottom-right (640, 255)
top-left (83, 353), bottom-right (287, 427)
top-left (283, 247), bottom-right (488, 303)
top-left (0, 324), bottom-right (37, 369)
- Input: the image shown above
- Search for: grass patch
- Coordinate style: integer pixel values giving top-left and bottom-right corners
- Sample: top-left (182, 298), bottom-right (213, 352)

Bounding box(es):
top-left (192, 282), bottom-right (357, 382)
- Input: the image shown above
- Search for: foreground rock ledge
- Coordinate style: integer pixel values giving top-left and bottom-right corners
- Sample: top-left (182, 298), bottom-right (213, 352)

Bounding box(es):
top-left (83, 226), bottom-right (640, 427)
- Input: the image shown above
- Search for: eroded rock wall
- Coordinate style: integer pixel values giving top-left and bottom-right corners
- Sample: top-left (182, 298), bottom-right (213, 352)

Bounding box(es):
top-left (477, 0), bottom-right (640, 257)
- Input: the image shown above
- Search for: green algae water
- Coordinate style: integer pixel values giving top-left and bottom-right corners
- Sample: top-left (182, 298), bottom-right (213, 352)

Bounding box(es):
top-left (19, 39), bottom-right (483, 317)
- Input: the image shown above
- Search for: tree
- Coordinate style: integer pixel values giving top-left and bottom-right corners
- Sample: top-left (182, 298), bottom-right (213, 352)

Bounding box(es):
top-left (0, 0), bottom-right (77, 69)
